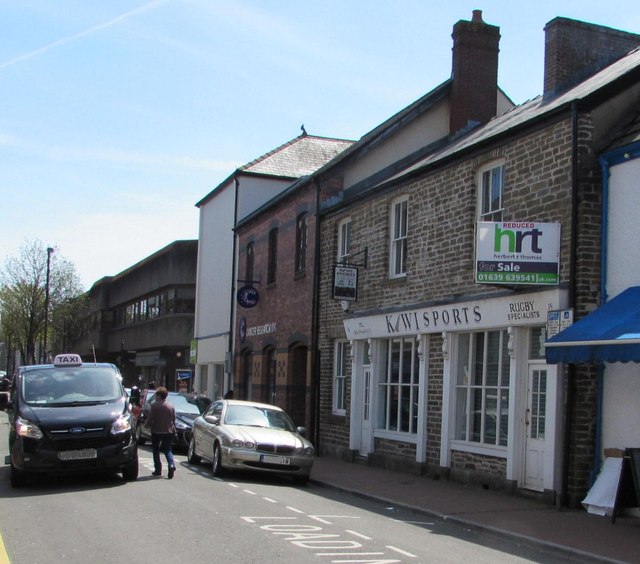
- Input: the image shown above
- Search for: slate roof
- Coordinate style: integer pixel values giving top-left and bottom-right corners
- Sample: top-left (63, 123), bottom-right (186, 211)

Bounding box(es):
top-left (196, 134), bottom-right (353, 207)
top-left (240, 134), bottom-right (353, 178)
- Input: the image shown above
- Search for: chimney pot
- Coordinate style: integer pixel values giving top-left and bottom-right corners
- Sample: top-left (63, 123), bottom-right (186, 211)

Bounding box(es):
top-left (472, 10), bottom-right (483, 24)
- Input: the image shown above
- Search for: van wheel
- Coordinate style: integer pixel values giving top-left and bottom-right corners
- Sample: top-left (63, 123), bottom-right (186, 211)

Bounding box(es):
top-left (212, 444), bottom-right (225, 477)
top-left (188, 437), bottom-right (201, 465)
top-left (122, 457), bottom-right (139, 481)
top-left (10, 465), bottom-right (27, 488)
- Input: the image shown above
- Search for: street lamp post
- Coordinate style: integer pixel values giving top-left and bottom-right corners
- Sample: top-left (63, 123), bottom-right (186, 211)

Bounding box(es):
top-left (43, 247), bottom-right (54, 363)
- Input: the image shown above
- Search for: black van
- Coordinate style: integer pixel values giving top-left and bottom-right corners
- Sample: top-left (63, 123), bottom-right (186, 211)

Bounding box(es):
top-left (0, 354), bottom-right (139, 487)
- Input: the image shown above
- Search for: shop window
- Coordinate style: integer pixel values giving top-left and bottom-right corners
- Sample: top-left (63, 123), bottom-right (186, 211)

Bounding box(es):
top-left (378, 337), bottom-right (419, 434)
top-left (455, 330), bottom-right (510, 447)
top-left (389, 197), bottom-right (408, 278)
top-left (333, 340), bottom-right (350, 415)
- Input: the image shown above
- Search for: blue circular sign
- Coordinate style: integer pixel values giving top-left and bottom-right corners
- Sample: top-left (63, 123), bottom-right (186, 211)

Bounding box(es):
top-left (237, 285), bottom-right (259, 308)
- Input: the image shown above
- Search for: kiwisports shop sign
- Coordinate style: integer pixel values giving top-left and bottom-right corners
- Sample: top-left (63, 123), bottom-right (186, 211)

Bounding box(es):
top-left (475, 222), bottom-right (561, 285)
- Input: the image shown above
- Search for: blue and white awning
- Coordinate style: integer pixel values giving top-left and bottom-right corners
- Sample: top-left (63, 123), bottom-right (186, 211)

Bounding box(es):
top-left (545, 286), bottom-right (640, 364)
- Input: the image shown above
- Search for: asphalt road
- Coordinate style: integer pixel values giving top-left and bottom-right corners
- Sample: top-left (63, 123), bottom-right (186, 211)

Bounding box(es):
top-left (0, 415), bottom-right (583, 563)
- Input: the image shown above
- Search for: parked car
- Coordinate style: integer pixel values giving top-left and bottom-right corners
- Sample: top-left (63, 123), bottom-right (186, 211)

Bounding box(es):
top-left (136, 390), bottom-right (211, 449)
top-left (0, 354), bottom-right (138, 487)
top-left (188, 399), bottom-right (314, 485)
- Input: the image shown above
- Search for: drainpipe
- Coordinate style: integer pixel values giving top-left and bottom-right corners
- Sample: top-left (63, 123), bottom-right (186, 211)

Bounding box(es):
top-left (311, 178), bottom-right (322, 452)
top-left (561, 102), bottom-right (579, 508)
top-left (227, 176), bottom-right (240, 394)
top-left (588, 156), bottom-right (613, 485)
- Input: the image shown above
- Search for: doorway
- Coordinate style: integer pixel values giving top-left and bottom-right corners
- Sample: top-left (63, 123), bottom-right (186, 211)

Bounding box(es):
top-left (523, 364), bottom-right (548, 491)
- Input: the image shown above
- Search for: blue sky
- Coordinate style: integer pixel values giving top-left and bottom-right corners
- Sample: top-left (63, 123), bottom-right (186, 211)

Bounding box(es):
top-left (2, 1), bottom-right (639, 289)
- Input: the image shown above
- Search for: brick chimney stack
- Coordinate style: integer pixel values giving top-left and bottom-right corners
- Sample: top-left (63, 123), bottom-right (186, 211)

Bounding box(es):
top-left (449, 10), bottom-right (500, 135)
top-left (544, 18), bottom-right (640, 99)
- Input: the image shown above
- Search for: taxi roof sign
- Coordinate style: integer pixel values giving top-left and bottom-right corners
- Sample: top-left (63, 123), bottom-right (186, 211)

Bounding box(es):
top-left (53, 354), bottom-right (83, 367)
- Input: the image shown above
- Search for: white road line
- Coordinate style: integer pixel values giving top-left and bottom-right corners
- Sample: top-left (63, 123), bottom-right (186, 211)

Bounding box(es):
top-left (241, 516), bottom-right (296, 523)
top-left (345, 530), bottom-right (372, 540)
top-left (309, 515), bottom-right (360, 524)
top-left (316, 552), bottom-right (386, 557)
top-left (387, 545), bottom-right (417, 558)
top-left (286, 506), bottom-right (305, 514)
top-left (243, 489), bottom-right (257, 495)
top-left (262, 497), bottom-right (277, 503)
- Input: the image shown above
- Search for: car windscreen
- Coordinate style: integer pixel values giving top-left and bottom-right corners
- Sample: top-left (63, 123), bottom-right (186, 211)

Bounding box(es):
top-left (167, 393), bottom-right (210, 414)
top-left (22, 366), bottom-right (123, 406)
top-left (224, 405), bottom-right (296, 431)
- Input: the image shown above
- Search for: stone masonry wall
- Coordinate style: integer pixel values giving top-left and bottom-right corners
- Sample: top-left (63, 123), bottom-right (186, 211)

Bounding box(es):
top-left (318, 115), bottom-right (594, 489)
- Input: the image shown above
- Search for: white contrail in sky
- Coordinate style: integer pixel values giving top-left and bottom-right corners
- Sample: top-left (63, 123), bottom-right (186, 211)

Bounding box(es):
top-left (0, 0), bottom-right (170, 71)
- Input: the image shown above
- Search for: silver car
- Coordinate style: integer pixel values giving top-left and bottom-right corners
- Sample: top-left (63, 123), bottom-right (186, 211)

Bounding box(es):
top-left (188, 399), bottom-right (314, 484)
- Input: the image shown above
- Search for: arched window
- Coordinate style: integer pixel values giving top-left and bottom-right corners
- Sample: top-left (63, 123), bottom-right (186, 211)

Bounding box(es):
top-left (295, 213), bottom-right (308, 274)
top-left (245, 242), bottom-right (254, 283)
top-left (267, 228), bottom-right (278, 284)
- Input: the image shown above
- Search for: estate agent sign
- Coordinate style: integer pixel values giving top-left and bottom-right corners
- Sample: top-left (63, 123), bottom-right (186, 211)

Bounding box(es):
top-left (475, 221), bottom-right (561, 285)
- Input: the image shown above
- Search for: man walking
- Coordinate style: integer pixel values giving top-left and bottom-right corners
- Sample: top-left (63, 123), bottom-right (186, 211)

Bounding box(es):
top-left (148, 387), bottom-right (177, 479)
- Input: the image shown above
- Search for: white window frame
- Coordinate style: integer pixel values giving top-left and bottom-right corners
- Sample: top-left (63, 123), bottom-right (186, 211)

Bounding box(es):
top-left (389, 197), bottom-right (408, 278)
top-left (477, 161), bottom-right (505, 222)
top-left (337, 217), bottom-right (352, 264)
top-left (333, 340), bottom-right (349, 415)
top-left (453, 329), bottom-right (510, 448)
top-left (376, 337), bottom-right (419, 435)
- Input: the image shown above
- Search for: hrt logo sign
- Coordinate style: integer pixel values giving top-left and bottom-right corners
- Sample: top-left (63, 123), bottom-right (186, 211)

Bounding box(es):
top-left (493, 223), bottom-right (543, 254)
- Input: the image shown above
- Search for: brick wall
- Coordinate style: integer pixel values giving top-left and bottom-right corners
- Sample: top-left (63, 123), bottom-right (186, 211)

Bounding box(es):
top-left (544, 18), bottom-right (640, 98)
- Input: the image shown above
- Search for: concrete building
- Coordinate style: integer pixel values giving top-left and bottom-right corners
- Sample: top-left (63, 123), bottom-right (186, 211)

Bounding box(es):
top-left (69, 240), bottom-right (197, 389)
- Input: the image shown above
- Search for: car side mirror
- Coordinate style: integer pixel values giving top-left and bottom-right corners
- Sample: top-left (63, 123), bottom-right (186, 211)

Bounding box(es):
top-left (296, 426), bottom-right (307, 437)
top-left (204, 415), bottom-right (220, 425)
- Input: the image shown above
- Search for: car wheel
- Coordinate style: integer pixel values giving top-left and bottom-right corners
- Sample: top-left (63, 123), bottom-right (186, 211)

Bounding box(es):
top-left (293, 474), bottom-right (309, 486)
top-left (212, 443), bottom-right (225, 477)
top-left (188, 437), bottom-right (201, 465)
top-left (10, 464), bottom-right (27, 488)
top-left (122, 457), bottom-right (139, 481)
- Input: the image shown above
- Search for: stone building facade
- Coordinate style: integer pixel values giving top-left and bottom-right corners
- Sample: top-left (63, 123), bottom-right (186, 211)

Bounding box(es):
top-left (316, 17), bottom-right (640, 507)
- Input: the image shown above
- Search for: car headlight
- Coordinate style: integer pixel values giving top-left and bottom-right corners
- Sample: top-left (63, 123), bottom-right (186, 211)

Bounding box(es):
top-left (231, 439), bottom-right (255, 449)
top-left (294, 446), bottom-right (315, 456)
top-left (15, 416), bottom-right (43, 439)
top-left (110, 413), bottom-right (132, 436)
top-left (175, 420), bottom-right (189, 430)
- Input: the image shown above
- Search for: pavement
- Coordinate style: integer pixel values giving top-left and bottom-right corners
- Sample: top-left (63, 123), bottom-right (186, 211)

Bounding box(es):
top-left (309, 455), bottom-right (640, 563)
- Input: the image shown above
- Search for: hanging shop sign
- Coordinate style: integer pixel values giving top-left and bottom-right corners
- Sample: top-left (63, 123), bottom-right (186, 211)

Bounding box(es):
top-left (475, 221), bottom-right (561, 285)
top-left (333, 265), bottom-right (358, 301)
